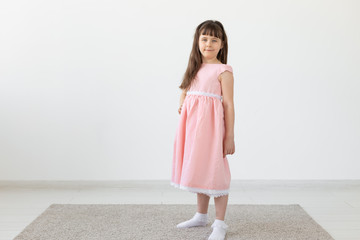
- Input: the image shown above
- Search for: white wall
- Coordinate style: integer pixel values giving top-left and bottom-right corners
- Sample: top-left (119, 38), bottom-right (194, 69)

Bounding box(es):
top-left (0, 0), bottom-right (359, 180)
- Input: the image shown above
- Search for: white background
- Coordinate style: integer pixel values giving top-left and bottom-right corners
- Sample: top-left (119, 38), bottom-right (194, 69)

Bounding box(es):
top-left (0, 0), bottom-right (359, 180)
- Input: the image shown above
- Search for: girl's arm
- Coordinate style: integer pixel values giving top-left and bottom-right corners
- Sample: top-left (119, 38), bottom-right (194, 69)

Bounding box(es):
top-left (220, 71), bottom-right (235, 157)
top-left (178, 89), bottom-right (187, 114)
top-left (220, 72), bottom-right (235, 138)
top-left (180, 89), bottom-right (187, 106)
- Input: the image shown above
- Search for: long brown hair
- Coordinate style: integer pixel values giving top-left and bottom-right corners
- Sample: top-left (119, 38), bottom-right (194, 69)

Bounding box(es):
top-left (179, 20), bottom-right (229, 90)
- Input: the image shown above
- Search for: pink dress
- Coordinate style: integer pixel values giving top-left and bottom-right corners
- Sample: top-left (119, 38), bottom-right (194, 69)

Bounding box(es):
top-left (171, 63), bottom-right (233, 198)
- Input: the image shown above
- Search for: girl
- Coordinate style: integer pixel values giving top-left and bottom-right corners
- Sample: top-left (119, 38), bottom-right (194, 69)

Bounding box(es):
top-left (171, 20), bottom-right (235, 240)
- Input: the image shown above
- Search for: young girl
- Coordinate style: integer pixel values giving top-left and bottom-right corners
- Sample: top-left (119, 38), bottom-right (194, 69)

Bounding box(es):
top-left (171, 20), bottom-right (235, 240)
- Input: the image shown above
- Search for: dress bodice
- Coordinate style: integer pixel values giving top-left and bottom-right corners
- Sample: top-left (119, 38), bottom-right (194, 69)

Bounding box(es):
top-left (188, 63), bottom-right (233, 96)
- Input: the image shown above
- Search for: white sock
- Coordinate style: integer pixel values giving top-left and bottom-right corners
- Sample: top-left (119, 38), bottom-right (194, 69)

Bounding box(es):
top-left (208, 219), bottom-right (229, 240)
top-left (176, 212), bottom-right (208, 228)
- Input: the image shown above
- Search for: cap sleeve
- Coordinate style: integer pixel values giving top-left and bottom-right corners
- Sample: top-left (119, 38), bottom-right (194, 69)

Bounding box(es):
top-left (218, 64), bottom-right (233, 78)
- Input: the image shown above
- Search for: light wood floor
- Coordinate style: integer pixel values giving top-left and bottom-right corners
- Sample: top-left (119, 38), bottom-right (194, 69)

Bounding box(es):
top-left (0, 180), bottom-right (359, 240)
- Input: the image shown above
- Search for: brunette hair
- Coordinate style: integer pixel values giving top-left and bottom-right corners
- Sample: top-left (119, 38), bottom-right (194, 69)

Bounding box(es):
top-left (179, 20), bottom-right (229, 90)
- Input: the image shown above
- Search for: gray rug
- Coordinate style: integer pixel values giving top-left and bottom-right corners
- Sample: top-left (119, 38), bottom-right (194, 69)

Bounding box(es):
top-left (14, 204), bottom-right (334, 240)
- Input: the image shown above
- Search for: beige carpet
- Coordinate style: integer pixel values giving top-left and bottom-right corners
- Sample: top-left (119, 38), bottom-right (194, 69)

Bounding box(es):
top-left (14, 204), bottom-right (334, 240)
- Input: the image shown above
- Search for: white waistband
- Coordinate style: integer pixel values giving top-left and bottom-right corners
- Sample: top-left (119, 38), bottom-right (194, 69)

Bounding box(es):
top-left (186, 91), bottom-right (222, 100)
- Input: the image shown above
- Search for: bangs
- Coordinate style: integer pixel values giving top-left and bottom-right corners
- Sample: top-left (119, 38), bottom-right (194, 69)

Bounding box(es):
top-left (200, 25), bottom-right (223, 40)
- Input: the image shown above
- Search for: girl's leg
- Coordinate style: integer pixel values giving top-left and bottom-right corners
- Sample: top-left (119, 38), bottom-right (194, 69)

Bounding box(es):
top-left (214, 194), bottom-right (229, 220)
top-left (197, 193), bottom-right (210, 214)
top-left (176, 193), bottom-right (210, 228)
top-left (208, 194), bottom-right (229, 240)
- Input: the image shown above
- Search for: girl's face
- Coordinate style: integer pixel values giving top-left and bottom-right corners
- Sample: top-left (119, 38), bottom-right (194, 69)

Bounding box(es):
top-left (198, 34), bottom-right (223, 62)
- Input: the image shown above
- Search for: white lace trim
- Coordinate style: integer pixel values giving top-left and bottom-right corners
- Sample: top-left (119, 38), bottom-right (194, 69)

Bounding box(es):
top-left (186, 91), bottom-right (222, 100)
top-left (170, 181), bottom-right (229, 198)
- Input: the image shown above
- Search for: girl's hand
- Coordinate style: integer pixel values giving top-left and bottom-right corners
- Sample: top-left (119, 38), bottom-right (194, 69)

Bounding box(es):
top-left (223, 136), bottom-right (235, 158)
top-left (178, 104), bottom-right (183, 114)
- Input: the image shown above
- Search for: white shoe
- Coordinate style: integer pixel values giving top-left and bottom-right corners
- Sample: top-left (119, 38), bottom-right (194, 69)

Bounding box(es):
top-left (176, 212), bottom-right (209, 228)
top-left (208, 220), bottom-right (229, 240)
